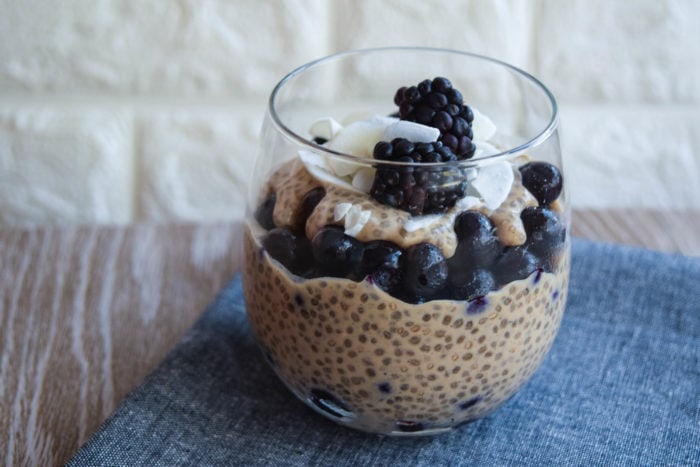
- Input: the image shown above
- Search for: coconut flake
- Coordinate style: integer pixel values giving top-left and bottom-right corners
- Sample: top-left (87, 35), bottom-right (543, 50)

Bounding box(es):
top-left (309, 117), bottom-right (343, 141)
top-left (344, 205), bottom-right (371, 237)
top-left (381, 120), bottom-right (440, 143)
top-left (472, 162), bottom-right (514, 210)
top-left (307, 164), bottom-right (361, 192)
top-left (298, 149), bottom-right (331, 171)
top-left (455, 195), bottom-right (483, 211)
top-left (299, 150), bottom-right (362, 193)
top-left (341, 110), bottom-right (375, 125)
top-left (327, 157), bottom-right (359, 177)
top-left (472, 107), bottom-right (497, 142)
top-left (326, 116), bottom-right (397, 159)
top-left (333, 202), bottom-right (353, 221)
top-left (351, 167), bottom-right (375, 193)
top-left (403, 214), bottom-right (442, 232)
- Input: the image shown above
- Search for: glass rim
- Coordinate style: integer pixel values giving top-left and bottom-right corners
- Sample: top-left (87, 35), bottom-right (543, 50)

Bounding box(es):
top-left (268, 46), bottom-right (559, 167)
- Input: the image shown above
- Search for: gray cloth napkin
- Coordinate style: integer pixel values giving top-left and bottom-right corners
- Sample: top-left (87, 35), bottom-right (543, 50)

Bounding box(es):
top-left (68, 239), bottom-right (700, 466)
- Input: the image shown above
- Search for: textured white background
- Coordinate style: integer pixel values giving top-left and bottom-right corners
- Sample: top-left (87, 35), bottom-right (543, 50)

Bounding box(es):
top-left (1, 0), bottom-right (698, 227)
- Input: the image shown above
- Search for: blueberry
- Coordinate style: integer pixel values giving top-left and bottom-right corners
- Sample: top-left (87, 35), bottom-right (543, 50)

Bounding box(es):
top-left (521, 207), bottom-right (565, 247)
top-left (360, 240), bottom-right (402, 271)
top-left (451, 211), bottom-right (501, 267)
top-left (299, 266), bottom-right (324, 280)
top-left (521, 206), bottom-right (566, 270)
top-left (454, 211), bottom-right (492, 241)
top-left (294, 187), bottom-right (325, 233)
top-left (262, 228), bottom-right (313, 275)
top-left (262, 228), bottom-right (298, 270)
top-left (311, 226), bottom-right (364, 278)
top-left (367, 266), bottom-right (403, 295)
top-left (254, 193), bottom-right (276, 230)
top-left (402, 243), bottom-right (448, 301)
top-left (467, 296), bottom-right (489, 315)
top-left (458, 396), bottom-right (482, 410)
top-left (519, 162), bottom-right (563, 206)
top-left (293, 237), bottom-right (314, 275)
top-left (396, 420), bottom-right (425, 433)
top-left (494, 246), bottom-right (542, 286)
top-left (448, 268), bottom-right (495, 301)
top-left (309, 389), bottom-right (353, 419)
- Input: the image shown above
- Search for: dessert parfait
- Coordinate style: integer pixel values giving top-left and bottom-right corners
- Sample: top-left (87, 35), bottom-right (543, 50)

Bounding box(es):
top-left (243, 49), bottom-right (569, 436)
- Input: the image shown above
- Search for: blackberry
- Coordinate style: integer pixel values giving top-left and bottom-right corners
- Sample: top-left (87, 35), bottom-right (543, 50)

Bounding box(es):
top-left (369, 138), bottom-right (468, 215)
top-left (394, 77), bottom-right (476, 159)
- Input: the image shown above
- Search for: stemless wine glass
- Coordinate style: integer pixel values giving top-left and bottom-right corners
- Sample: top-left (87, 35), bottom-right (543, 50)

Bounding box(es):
top-left (242, 47), bottom-right (570, 436)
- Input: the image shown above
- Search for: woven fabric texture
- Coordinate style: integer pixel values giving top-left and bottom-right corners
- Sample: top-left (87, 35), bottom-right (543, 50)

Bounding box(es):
top-left (68, 240), bottom-right (700, 466)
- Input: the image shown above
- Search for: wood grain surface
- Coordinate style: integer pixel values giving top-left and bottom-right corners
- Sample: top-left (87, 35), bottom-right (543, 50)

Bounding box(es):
top-left (1, 223), bottom-right (243, 466)
top-left (1, 210), bottom-right (698, 466)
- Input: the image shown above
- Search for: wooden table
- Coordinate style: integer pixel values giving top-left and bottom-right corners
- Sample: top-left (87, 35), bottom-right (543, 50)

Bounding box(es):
top-left (1, 209), bottom-right (699, 466)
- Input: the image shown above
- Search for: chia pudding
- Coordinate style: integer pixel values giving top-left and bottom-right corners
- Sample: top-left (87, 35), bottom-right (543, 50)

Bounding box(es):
top-left (243, 75), bottom-right (569, 435)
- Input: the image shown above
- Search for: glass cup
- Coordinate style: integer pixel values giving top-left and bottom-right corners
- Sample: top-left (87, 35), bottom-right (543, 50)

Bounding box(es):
top-left (242, 47), bottom-right (570, 436)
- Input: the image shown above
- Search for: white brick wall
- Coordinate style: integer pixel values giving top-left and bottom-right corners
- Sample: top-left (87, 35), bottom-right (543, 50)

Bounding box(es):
top-left (1, 0), bottom-right (699, 227)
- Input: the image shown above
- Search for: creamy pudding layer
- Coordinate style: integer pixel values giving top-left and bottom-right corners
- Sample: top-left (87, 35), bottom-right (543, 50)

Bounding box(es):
top-left (243, 228), bottom-right (569, 433)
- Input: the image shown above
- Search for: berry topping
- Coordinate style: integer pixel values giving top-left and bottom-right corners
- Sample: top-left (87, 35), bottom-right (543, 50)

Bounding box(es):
top-left (369, 138), bottom-right (468, 215)
top-left (394, 77), bottom-right (475, 158)
top-left (311, 226), bottom-right (364, 278)
top-left (356, 240), bottom-right (403, 294)
top-left (467, 295), bottom-right (489, 315)
top-left (447, 212), bottom-right (500, 300)
top-left (309, 388), bottom-right (353, 418)
top-left (519, 161), bottom-right (563, 206)
top-left (449, 268), bottom-right (496, 301)
top-left (254, 193), bottom-right (276, 230)
top-left (377, 382), bottom-right (392, 394)
top-left (395, 420), bottom-right (425, 433)
top-left (295, 187), bottom-right (326, 232)
top-left (494, 246), bottom-right (541, 287)
top-left (454, 210), bottom-right (494, 242)
top-left (451, 211), bottom-right (501, 266)
top-left (360, 240), bottom-right (403, 271)
top-left (262, 228), bottom-right (313, 275)
top-left (458, 396), bottom-right (482, 410)
top-left (401, 243), bottom-right (449, 302)
top-left (521, 206), bottom-right (566, 270)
